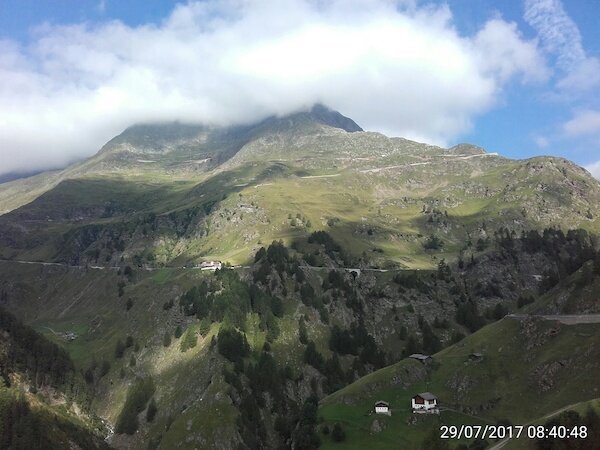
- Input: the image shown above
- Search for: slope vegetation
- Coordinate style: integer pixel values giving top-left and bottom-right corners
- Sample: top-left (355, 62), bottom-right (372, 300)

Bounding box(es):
top-left (319, 317), bottom-right (600, 449)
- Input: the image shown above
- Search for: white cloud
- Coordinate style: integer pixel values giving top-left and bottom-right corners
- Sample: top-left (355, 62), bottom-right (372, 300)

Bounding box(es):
top-left (473, 19), bottom-right (548, 83)
top-left (586, 160), bottom-right (600, 180)
top-left (557, 57), bottom-right (600, 92)
top-left (524, 0), bottom-right (585, 70)
top-left (0, 0), bottom-right (545, 176)
top-left (533, 135), bottom-right (549, 148)
top-left (524, 0), bottom-right (599, 93)
top-left (563, 110), bottom-right (600, 137)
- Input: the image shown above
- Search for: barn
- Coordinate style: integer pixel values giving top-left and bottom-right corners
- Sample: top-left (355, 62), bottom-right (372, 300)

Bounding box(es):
top-left (374, 400), bottom-right (390, 415)
top-left (411, 392), bottom-right (438, 413)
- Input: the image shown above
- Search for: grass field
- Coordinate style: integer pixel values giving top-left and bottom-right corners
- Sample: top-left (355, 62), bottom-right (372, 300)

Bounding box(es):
top-left (319, 318), bottom-right (600, 449)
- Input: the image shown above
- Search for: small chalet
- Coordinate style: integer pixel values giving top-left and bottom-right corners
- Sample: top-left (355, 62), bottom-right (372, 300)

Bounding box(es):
top-left (374, 400), bottom-right (390, 415)
top-left (199, 261), bottom-right (222, 271)
top-left (408, 353), bottom-right (432, 363)
top-left (411, 392), bottom-right (438, 414)
top-left (64, 332), bottom-right (77, 341)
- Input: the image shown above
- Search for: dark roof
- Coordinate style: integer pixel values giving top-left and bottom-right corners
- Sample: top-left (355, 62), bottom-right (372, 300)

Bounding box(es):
top-left (414, 392), bottom-right (437, 401)
top-left (375, 400), bottom-right (389, 407)
top-left (408, 353), bottom-right (431, 361)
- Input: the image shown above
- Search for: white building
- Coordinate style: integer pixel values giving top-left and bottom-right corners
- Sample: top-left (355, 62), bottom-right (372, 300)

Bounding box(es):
top-left (374, 400), bottom-right (390, 415)
top-left (199, 261), bottom-right (222, 271)
top-left (411, 392), bottom-right (438, 413)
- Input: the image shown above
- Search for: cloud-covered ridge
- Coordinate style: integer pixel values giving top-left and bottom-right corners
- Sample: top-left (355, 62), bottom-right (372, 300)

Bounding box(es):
top-left (0, 0), bottom-right (544, 176)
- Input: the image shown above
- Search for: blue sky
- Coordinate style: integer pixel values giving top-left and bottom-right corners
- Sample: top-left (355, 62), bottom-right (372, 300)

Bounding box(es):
top-left (0, 0), bottom-right (598, 177)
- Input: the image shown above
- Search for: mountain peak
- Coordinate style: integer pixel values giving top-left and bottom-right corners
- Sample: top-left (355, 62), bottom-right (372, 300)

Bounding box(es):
top-left (305, 104), bottom-right (363, 132)
top-left (253, 104), bottom-right (363, 135)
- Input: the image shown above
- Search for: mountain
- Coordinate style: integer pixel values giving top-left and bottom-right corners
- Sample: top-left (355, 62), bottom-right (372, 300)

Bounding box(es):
top-left (0, 106), bottom-right (599, 449)
top-left (318, 314), bottom-right (600, 449)
top-left (0, 306), bottom-right (109, 449)
top-left (0, 105), bottom-right (598, 267)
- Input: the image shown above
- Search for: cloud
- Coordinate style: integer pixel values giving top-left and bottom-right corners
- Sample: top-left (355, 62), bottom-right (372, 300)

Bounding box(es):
top-left (524, 0), bottom-right (585, 70)
top-left (524, 0), bottom-right (599, 93)
top-left (533, 135), bottom-right (549, 148)
top-left (586, 160), bottom-right (600, 180)
top-left (0, 0), bottom-right (545, 176)
top-left (473, 19), bottom-right (548, 83)
top-left (557, 57), bottom-right (600, 93)
top-left (563, 110), bottom-right (600, 137)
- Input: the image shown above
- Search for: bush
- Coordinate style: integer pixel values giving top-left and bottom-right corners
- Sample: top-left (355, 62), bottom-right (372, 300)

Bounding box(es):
top-left (217, 328), bottom-right (250, 363)
top-left (308, 231), bottom-right (341, 256)
top-left (299, 318), bottom-right (308, 345)
top-left (254, 247), bottom-right (266, 262)
top-left (146, 397), bottom-right (157, 422)
top-left (492, 303), bottom-right (508, 320)
top-left (180, 328), bottom-right (198, 352)
top-left (304, 341), bottom-right (324, 371)
top-left (174, 325), bottom-right (182, 338)
top-left (423, 234), bottom-right (444, 250)
top-left (455, 300), bottom-right (485, 332)
top-left (199, 318), bottom-right (211, 336)
top-left (332, 423), bottom-right (346, 442)
top-left (115, 339), bottom-right (125, 359)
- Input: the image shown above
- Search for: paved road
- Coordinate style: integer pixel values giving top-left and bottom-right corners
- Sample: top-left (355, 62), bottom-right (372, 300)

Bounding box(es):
top-left (0, 259), bottom-right (402, 273)
top-left (0, 259), bottom-right (119, 270)
top-left (506, 314), bottom-right (600, 325)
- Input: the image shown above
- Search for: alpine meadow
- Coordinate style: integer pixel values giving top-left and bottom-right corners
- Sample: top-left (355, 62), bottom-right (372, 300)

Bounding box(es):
top-left (1, 1), bottom-right (600, 449)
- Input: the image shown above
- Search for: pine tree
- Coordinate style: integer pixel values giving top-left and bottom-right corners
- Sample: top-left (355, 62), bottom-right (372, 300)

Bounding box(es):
top-left (146, 397), bottom-right (157, 422)
top-left (332, 423), bottom-right (346, 442)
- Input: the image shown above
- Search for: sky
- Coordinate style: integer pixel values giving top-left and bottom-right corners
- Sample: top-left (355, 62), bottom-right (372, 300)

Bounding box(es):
top-left (0, 0), bottom-right (598, 179)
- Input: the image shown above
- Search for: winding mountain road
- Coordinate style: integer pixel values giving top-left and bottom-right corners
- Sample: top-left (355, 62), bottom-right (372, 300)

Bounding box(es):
top-left (506, 314), bottom-right (600, 325)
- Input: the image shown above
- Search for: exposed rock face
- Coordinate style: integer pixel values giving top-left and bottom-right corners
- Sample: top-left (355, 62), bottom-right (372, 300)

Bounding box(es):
top-left (530, 360), bottom-right (568, 393)
top-left (371, 418), bottom-right (385, 433)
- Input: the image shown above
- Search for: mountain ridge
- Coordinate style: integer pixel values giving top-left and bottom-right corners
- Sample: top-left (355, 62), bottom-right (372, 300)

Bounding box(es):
top-left (1, 105), bottom-right (600, 449)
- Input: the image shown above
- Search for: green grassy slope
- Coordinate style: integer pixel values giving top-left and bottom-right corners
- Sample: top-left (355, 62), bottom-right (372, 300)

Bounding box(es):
top-left (319, 317), bottom-right (600, 449)
top-left (1, 109), bottom-right (599, 271)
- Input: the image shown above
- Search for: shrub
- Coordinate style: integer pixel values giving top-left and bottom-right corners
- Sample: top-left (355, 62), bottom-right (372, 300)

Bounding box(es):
top-left (303, 341), bottom-right (324, 371)
top-left (332, 423), bottom-right (346, 442)
top-left (115, 339), bottom-right (125, 359)
top-left (146, 398), bottom-right (157, 422)
top-left (180, 328), bottom-right (198, 352)
top-left (217, 328), bottom-right (250, 362)
top-left (423, 234), bottom-right (444, 250)
top-left (174, 325), bottom-right (182, 338)
top-left (199, 318), bottom-right (211, 336)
